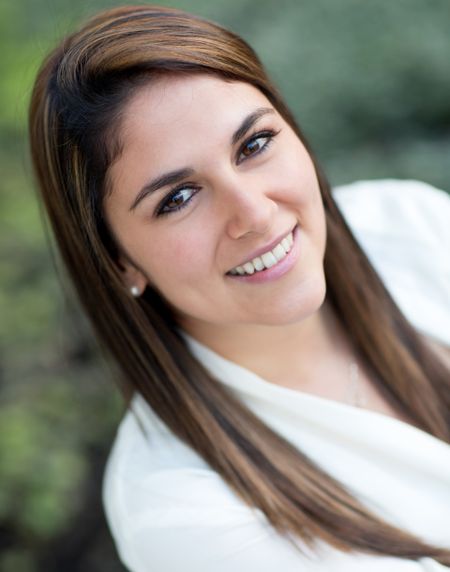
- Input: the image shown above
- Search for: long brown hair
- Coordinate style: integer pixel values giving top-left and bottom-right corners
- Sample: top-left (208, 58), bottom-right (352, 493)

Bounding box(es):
top-left (29, 5), bottom-right (450, 563)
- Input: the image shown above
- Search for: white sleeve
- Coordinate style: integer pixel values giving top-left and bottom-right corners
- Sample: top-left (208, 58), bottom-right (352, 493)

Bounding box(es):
top-left (333, 179), bottom-right (450, 345)
top-left (105, 467), bottom-right (434, 572)
top-left (106, 467), bottom-right (308, 571)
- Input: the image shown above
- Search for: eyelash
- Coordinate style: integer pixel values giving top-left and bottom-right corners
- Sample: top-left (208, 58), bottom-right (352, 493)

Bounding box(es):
top-left (155, 128), bottom-right (280, 217)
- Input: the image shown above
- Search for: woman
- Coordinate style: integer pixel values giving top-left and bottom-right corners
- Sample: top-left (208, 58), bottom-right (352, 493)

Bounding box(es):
top-left (29, 5), bottom-right (450, 571)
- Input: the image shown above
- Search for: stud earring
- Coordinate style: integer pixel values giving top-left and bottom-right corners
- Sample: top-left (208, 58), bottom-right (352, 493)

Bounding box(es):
top-left (130, 286), bottom-right (140, 297)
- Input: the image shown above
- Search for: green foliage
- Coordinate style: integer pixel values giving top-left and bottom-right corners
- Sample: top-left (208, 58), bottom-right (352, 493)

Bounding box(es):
top-left (1, 550), bottom-right (35, 572)
top-left (1, 1), bottom-right (449, 570)
top-left (0, 401), bottom-right (87, 538)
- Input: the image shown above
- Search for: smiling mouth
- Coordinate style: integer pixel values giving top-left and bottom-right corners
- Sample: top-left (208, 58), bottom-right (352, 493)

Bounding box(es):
top-left (227, 227), bottom-right (295, 276)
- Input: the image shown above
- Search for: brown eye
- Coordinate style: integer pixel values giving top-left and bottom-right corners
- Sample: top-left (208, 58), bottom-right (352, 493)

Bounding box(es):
top-left (237, 130), bottom-right (278, 164)
top-left (242, 138), bottom-right (263, 157)
top-left (166, 191), bottom-right (187, 209)
top-left (156, 186), bottom-right (199, 217)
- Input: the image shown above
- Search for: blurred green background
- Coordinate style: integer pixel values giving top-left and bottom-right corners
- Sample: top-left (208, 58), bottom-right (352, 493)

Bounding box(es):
top-left (1, 0), bottom-right (449, 570)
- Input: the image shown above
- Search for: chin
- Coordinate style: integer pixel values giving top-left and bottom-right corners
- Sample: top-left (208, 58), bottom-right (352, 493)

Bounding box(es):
top-left (250, 274), bottom-right (327, 327)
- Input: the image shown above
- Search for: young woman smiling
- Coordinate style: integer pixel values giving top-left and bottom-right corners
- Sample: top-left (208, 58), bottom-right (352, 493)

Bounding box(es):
top-left (29, 5), bottom-right (450, 571)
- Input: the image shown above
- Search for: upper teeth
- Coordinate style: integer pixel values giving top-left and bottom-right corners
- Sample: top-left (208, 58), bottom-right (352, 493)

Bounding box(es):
top-left (229, 230), bottom-right (294, 276)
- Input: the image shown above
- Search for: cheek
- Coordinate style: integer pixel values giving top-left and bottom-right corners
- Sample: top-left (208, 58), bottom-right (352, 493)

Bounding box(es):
top-left (278, 159), bottom-right (322, 215)
top-left (278, 145), bottom-right (326, 240)
top-left (140, 228), bottom-right (214, 288)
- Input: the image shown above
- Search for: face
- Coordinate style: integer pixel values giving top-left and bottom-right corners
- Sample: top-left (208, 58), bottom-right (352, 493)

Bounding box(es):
top-left (104, 74), bottom-right (327, 334)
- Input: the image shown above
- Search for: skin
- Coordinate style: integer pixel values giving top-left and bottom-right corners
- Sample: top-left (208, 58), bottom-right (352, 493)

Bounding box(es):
top-left (103, 73), bottom-right (409, 418)
top-left (106, 74), bottom-right (327, 323)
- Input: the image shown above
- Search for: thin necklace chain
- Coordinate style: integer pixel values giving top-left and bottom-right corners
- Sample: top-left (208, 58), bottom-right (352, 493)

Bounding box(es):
top-left (345, 362), bottom-right (368, 408)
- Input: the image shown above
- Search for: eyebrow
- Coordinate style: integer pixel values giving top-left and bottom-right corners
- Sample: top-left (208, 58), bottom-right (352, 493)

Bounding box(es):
top-left (231, 107), bottom-right (275, 146)
top-left (129, 106), bottom-right (275, 212)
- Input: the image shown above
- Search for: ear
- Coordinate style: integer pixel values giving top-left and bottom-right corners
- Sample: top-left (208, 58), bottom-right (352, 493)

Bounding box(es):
top-left (117, 254), bottom-right (148, 297)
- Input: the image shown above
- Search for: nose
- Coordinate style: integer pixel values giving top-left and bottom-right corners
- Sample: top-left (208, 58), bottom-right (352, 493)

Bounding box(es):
top-left (221, 175), bottom-right (278, 240)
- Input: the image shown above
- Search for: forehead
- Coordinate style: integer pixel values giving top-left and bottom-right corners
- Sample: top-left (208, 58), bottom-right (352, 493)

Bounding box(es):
top-left (107, 74), bottom-right (276, 203)
top-left (119, 74), bottom-right (273, 149)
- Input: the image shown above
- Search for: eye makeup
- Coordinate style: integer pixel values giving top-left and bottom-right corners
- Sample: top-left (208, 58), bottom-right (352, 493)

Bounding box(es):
top-left (154, 126), bottom-right (281, 217)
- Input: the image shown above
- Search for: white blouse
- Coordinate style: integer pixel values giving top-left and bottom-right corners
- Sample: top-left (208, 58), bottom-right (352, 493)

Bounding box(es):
top-left (103, 179), bottom-right (450, 572)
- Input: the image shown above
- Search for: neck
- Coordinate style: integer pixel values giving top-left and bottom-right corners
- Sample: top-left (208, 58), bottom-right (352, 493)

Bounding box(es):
top-left (179, 299), bottom-right (416, 424)
top-left (180, 298), bottom-right (354, 390)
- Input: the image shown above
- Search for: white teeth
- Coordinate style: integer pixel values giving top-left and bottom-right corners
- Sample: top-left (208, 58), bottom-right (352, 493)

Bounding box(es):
top-left (261, 251), bottom-right (277, 268)
top-left (252, 256), bottom-right (264, 271)
top-left (281, 237), bottom-right (290, 251)
top-left (229, 229), bottom-right (295, 276)
top-left (272, 243), bottom-right (286, 262)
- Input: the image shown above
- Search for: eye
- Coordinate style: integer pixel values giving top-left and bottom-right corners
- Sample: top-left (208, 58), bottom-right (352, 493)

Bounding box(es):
top-left (237, 129), bottom-right (279, 164)
top-left (156, 185), bottom-right (199, 217)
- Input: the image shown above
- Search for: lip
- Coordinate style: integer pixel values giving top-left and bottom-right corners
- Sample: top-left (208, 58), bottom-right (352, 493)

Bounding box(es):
top-left (226, 224), bottom-right (300, 284)
top-left (226, 223), bottom-right (298, 273)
